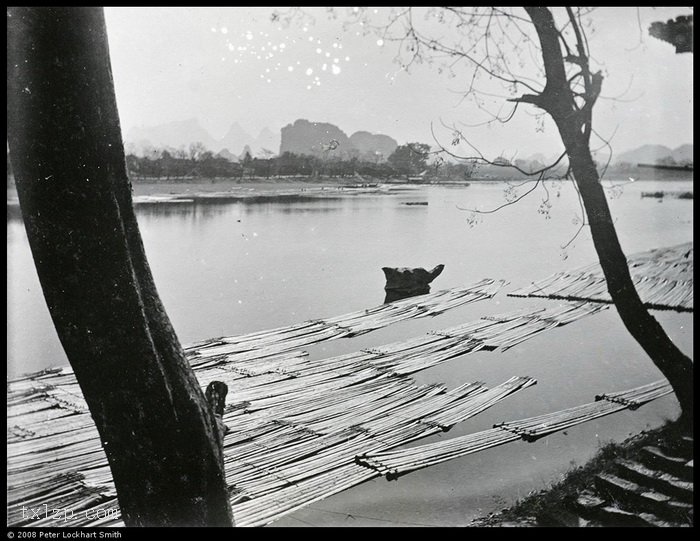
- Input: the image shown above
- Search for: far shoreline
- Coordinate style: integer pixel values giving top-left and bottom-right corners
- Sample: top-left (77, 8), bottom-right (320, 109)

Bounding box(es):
top-left (6, 173), bottom-right (693, 218)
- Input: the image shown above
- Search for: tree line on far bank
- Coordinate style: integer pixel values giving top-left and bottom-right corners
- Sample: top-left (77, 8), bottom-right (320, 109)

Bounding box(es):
top-left (6, 145), bottom-right (690, 186)
top-left (121, 141), bottom-right (462, 181)
top-left (119, 143), bottom-right (577, 182)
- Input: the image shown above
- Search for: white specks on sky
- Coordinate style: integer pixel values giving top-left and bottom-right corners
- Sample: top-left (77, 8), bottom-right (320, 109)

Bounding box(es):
top-left (105, 7), bottom-right (692, 155)
top-left (207, 13), bottom-right (358, 93)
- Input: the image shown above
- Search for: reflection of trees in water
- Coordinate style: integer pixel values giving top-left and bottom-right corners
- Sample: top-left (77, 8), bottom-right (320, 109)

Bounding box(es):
top-left (135, 202), bottom-right (232, 220)
top-left (238, 195), bottom-right (344, 216)
top-left (244, 203), bottom-right (342, 215)
top-left (133, 197), bottom-right (345, 220)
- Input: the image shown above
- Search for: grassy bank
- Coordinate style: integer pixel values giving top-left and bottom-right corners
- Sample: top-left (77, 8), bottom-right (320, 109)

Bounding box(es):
top-left (470, 420), bottom-right (692, 527)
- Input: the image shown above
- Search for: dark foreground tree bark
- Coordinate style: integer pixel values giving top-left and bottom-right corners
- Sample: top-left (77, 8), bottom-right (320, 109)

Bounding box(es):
top-left (7, 7), bottom-right (234, 526)
top-left (523, 7), bottom-right (693, 427)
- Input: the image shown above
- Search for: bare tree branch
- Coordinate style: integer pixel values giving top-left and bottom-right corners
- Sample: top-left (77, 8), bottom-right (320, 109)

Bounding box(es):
top-left (456, 176), bottom-right (543, 214)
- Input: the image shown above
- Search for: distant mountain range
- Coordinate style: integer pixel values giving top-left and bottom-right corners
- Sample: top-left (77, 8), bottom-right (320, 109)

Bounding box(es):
top-left (279, 119), bottom-right (398, 160)
top-left (525, 144), bottom-right (693, 169)
top-left (124, 118), bottom-right (691, 167)
top-left (125, 119), bottom-right (280, 159)
top-left (280, 119), bottom-right (353, 158)
top-left (609, 144), bottom-right (693, 166)
top-left (349, 131), bottom-right (399, 160)
top-left (125, 118), bottom-right (399, 162)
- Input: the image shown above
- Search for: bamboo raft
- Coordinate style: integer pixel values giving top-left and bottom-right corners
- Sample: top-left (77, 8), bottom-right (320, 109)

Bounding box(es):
top-left (356, 380), bottom-right (672, 479)
top-left (185, 277), bottom-right (508, 359)
top-left (9, 295), bottom-right (620, 528)
top-left (508, 242), bottom-right (693, 312)
top-left (6, 273), bottom-right (673, 528)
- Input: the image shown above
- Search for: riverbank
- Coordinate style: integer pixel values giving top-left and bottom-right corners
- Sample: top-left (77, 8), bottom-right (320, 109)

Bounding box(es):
top-left (471, 420), bottom-right (693, 527)
top-left (129, 177), bottom-right (387, 197)
top-left (5, 178), bottom-right (405, 219)
top-left (5, 177), bottom-right (432, 211)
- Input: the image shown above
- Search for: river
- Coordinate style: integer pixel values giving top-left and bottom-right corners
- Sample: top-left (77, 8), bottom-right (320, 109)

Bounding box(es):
top-left (6, 179), bottom-right (693, 526)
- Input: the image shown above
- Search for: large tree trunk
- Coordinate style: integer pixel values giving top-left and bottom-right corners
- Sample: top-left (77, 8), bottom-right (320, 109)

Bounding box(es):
top-left (525, 7), bottom-right (693, 427)
top-left (7, 7), bottom-right (234, 526)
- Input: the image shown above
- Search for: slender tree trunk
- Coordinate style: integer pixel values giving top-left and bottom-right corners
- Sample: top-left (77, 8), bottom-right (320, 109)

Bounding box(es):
top-left (559, 131), bottom-right (693, 426)
top-left (7, 7), bottom-right (234, 525)
top-left (525, 7), bottom-right (693, 427)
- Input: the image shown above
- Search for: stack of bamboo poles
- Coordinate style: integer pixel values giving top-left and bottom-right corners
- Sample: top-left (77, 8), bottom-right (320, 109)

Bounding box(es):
top-left (187, 278), bottom-right (508, 362)
top-left (8, 297), bottom-right (613, 527)
top-left (509, 242), bottom-right (693, 312)
top-left (356, 380), bottom-right (673, 480)
top-left (8, 245), bottom-right (691, 527)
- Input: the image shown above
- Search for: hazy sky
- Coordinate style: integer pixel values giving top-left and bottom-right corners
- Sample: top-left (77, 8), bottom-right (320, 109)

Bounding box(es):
top-left (104, 7), bottom-right (693, 158)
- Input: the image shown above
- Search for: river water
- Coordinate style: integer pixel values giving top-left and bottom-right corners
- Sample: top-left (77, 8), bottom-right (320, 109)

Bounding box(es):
top-left (6, 179), bottom-right (693, 526)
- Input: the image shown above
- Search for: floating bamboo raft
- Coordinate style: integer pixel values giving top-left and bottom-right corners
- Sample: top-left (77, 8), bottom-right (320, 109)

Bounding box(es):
top-left (8, 293), bottom-right (617, 528)
top-left (508, 242), bottom-right (693, 312)
top-left (356, 380), bottom-right (673, 479)
top-left (8, 269), bottom-right (670, 528)
top-left (185, 277), bottom-right (508, 360)
top-left (8, 244), bottom-right (692, 527)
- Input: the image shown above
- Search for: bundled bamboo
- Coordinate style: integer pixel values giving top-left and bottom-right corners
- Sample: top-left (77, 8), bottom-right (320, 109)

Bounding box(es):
top-left (356, 428), bottom-right (521, 479)
top-left (357, 380), bottom-right (672, 480)
top-left (231, 464), bottom-right (379, 527)
top-left (7, 290), bottom-right (624, 528)
top-left (495, 380), bottom-right (671, 440)
top-left (594, 379), bottom-right (673, 409)
top-left (421, 376), bottom-right (537, 429)
top-left (509, 242), bottom-right (693, 311)
top-left (185, 278), bottom-right (508, 359)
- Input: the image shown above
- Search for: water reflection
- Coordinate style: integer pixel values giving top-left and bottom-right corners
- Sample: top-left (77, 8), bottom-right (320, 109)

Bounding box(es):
top-left (244, 203), bottom-right (341, 215)
top-left (384, 286), bottom-right (431, 303)
top-left (132, 196), bottom-right (345, 220)
top-left (382, 264), bottom-right (445, 304)
top-left (135, 202), bottom-right (231, 220)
